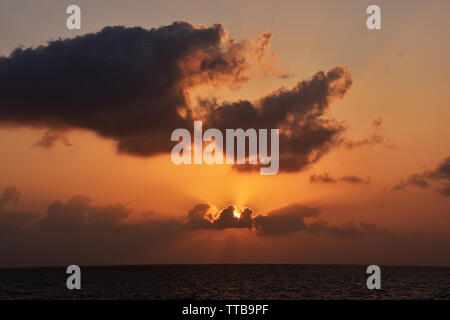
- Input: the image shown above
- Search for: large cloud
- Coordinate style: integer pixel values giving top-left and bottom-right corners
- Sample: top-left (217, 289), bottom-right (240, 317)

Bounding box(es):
top-left (0, 21), bottom-right (375, 172)
top-left (0, 22), bottom-right (273, 155)
top-left (205, 67), bottom-right (353, 172)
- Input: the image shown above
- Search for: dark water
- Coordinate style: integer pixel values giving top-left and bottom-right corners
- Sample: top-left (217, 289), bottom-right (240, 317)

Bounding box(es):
top-left (0, 265), bottom-right (449, 299)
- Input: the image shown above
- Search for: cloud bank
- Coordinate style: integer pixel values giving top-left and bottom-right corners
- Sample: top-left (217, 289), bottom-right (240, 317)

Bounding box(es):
top-left (0, 185), bottom-right (435, 268)
top-left (0, 186), bottom-right (386, 238)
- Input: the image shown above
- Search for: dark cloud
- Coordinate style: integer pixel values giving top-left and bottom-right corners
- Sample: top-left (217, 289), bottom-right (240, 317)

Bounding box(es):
top-left (184, 202), bottom-right (384, 237)
top-left (39, 195), bottom-right (131, 232)
top-left (409, 174), bottom-right (429, 188)
top-left (34, 130), bottom-right (72, 148)
top-left (310, 173), bottom-right (370, 184)
top-left (425, 157), bottom-right (450, 196)
top-left (340, 175), bottom-right (370, 184)
top-left (253, 203), bottom-right (320, 236)
top-left (1, 185), bottom-right (388, 240)
top-left (252, 204), bottom-right (387, 237)
top-left (213, 206), bottom-right (253, 229)
top-left (185, 204), bottom-right (253, 230)
top-left (0, 22), bottom-right (273, 155)
top-left (426, 157), bottom-right (450, 180)
top-left (392, 176), bottom-right (426, 191)
top-left (392, 156), bottom-right (450, 196)
top-left (0, 21), bottom-right (378, 172)
top-left (185, 203), bottom-right (214, 229)
top-left (310, 173), bottom-right (337, 183)
top-left (392, 182), bottom-right (407, 191)
top-left (0, 186), bottom-right (393, 266)
top-left (207, 67), bottom-right (353, 172)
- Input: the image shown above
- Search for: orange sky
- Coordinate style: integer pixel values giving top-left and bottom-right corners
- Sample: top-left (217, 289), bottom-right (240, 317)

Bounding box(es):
top-left (0, 0), bottom-right (449, 267)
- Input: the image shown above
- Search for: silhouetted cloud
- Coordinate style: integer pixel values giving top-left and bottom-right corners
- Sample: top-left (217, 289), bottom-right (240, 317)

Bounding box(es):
top-left (310, 173), bottom-right (337, 183)
top-left (0, 186), bottom-right (388, 240)
top-left (393, 174), bottom-right (428, 191)
top-left (0, 21), bottom-right (390, 173)
top-left (340, 175), bottom-right (370, 184)
top-left (392, 156), bottom-right (450, 196)
top-left (310, 173), bottom-right (370, 184)
top-left (185, 203), bottom-right (322, 235)
top-left (426, 157), bottom-right (450, 196)
top-left (39, 195), bottom-right (131, 232)
top-left (208, 66), bottom-right (353, 172)
top-left (0, 21), bottom-right (275, 157)
top-left (213, 206), bottom-right (254, 229)
top-left (426, 157), bottom-right (450, 180)
top-left (34, 131), bottom-right (71, 148)
top-left (185, 203), bottom-right (214, 229)
top-left (253, 203), bottom-right (320, 236)
top-left (185, 204), bottom-right (253, 230)
top-left (0, 186), bottom-right (393, 266)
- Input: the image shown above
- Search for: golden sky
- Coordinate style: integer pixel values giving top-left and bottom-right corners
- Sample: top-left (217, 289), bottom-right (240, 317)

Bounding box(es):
top-left (0, 0), bottom-right (449, 267)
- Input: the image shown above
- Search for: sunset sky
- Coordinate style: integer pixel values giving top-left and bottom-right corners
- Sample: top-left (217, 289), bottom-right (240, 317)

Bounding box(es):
top-left (0, 0), bottom-right (449, 267)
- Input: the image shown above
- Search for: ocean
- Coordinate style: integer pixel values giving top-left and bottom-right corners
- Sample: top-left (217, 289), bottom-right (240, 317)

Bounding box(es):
top-left (0, 264), bottom-right (449, 299)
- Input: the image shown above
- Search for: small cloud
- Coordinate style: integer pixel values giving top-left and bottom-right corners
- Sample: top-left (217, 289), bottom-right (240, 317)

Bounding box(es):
top-left (392, 156), bottom-right (450, 196)
top-left (340, 175), bottom-right (370, 184)
top-left (310, 173), bottom-right (337, 183)
top-left (185, 204), bottom-right (253, 230)
top-left (278, 73), bottom-right (295, 79)
top-left (310, 173), bottom-right (370, 184)
top-left (342, 117), bottom-right (395, 150)
top-left (34, 131), bottom-right (71, 148)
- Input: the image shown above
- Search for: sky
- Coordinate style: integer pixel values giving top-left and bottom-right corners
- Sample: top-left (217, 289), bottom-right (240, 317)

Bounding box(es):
top-left (0, 0), bottom-right (449, 267)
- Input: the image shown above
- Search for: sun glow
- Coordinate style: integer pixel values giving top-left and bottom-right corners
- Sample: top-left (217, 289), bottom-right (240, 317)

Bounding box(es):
top-left (233, 208), bottom-right (241, 219)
